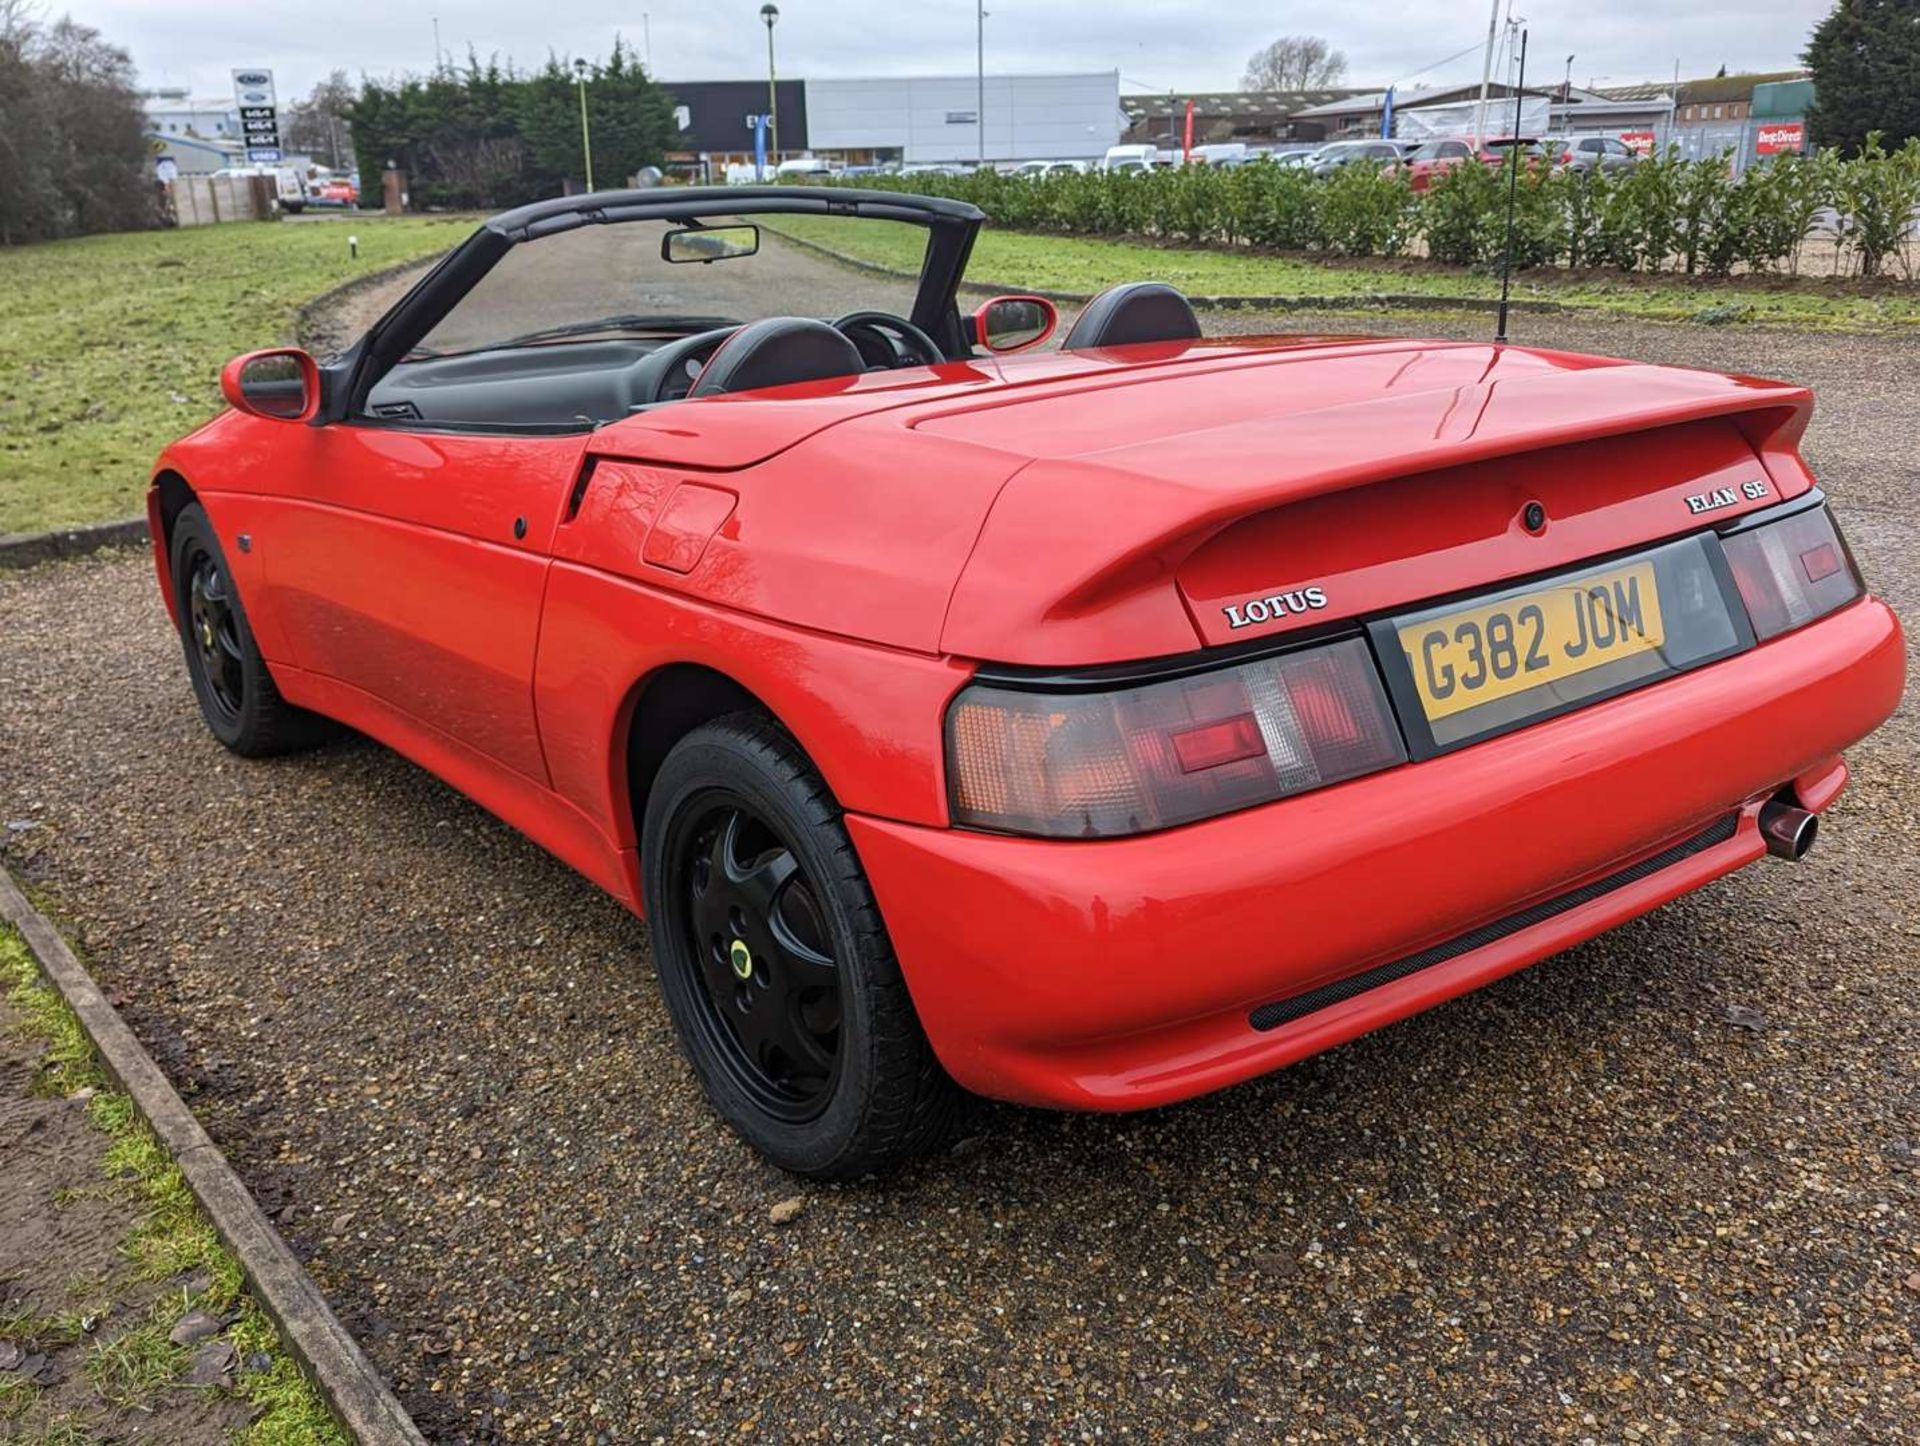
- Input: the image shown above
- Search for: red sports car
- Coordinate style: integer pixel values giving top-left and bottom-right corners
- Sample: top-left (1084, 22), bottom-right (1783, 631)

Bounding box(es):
top-left (149, 188), bottom-right (1904, 1177)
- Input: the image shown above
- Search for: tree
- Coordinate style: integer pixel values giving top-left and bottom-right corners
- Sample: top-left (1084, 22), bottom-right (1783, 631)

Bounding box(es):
top-left (0, 3), bottom-right (151, 245)
top-left (348, 38), bottom-right (676, 210)
top-left (515, 40), bottom-right (676, 190)
top-left (1241, 35), bottom-right (1348, 91)
top-left (285, 70), bottom-right (356, 171)
top-left (1804, 0), bottom-right (1920, 154)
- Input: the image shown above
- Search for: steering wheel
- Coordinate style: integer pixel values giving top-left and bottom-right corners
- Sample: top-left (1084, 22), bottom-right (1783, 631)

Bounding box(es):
top-left (629, 325), bottom-right (741, 406)
top-left (831, 311), bottom-right (945, 370)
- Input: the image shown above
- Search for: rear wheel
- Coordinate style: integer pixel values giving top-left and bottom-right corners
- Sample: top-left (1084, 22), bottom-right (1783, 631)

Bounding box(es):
top-left (641, 715), bottom-right (959, 1178)
top-left (170, 503), bottom-right (331, 756)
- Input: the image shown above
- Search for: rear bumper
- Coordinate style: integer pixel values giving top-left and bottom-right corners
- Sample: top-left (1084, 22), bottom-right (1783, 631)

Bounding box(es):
top-left (848, 597), bottom-right (1905, 1110)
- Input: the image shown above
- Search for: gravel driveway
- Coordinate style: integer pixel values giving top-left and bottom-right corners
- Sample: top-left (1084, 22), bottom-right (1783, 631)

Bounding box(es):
top-left (1, 245), bottom-right (1917, 1441)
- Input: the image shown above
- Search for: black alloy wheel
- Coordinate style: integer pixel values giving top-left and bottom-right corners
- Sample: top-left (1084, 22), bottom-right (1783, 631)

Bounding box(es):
top-left (184, 545), bottom-right (246, 722)
top-left (641, 714), bottom-right (960, 1178)
top-left (677, 797), bottom-right (843, 1122)
top-left (168, 501), bottom-right (332, 757)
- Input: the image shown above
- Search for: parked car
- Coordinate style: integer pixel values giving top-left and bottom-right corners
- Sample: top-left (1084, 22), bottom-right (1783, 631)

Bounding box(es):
top-left (774, 156), bottom-right (840, 179)
top-left (1543, 134), bottom-right (1641, 175)
top-left (1009, 159), bottom-right (1090, 178)
top-left (311, 177), bottom-right (359, 208)
top-left (1304, 138), bottom-right (1408, 177)
top-left (1188, 143), bottom-right (1250, 167)
top-left (1398, 137), bottom-right (1545, 192)
top-left (149, 185), bottom-right (1904, 1178)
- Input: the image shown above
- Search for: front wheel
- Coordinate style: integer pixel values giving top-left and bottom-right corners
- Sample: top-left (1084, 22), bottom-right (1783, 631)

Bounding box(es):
top-left (641, 715), bottom-right (960, 1178)
top-left (170, 503), bottom-right (331, 756)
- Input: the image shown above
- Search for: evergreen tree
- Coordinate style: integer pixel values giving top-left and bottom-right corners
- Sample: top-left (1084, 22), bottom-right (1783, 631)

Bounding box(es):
top-left (349, 39), bottom-right (675, 209)
top-left (1804, 0), bottom-right (1920, 153)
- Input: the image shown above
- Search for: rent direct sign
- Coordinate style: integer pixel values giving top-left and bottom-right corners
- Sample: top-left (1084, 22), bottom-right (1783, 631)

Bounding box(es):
top-left (1755, 122), bottom-right (1805, 155)
top-left (1618, 130), bottom-right (1655, 156)
top-left (232, 68), bottom-right (282, 163)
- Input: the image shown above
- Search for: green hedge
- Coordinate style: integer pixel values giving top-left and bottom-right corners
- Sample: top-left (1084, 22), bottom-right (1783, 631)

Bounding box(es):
top-left (835, 139), bottom-right (1920, 282)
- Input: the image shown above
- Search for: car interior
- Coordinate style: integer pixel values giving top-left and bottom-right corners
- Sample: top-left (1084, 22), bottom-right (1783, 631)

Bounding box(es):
top-left (359, 221), bottom-right (1204, 432)
top-left (364, 310), bottom-right (948, 428)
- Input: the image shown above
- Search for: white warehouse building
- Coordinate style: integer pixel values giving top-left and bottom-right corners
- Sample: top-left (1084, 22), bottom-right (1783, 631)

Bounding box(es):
top-left (804, 72), bottom-right (1122, 164)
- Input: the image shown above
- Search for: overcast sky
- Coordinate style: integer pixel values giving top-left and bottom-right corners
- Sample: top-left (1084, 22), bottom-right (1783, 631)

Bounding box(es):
top-left (86, 0), bottom-right (1827, 103)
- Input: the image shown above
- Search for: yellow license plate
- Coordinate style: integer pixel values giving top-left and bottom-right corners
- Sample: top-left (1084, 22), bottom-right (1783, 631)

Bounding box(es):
top-left (1397, 561), bottom-right (1666, 723)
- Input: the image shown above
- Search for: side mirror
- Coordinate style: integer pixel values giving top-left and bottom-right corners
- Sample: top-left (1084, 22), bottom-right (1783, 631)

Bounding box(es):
top-left (971, 294), bottom-right (1057, 354)
top-left (220, 348), bottom-right (319, 422)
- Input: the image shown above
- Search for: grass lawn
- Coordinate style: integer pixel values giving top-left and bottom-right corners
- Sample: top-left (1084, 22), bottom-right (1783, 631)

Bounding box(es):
top-left (768, 214), bottom-right (1920, 332)
top-left (0, 217), bottom-right (470, 535)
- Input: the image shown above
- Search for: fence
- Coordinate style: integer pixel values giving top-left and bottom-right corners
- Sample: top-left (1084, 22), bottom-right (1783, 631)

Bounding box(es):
top-left (162, 175), bottom-right (277, 227)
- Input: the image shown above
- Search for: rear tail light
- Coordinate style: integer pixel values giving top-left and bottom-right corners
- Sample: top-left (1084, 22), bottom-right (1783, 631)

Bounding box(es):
top-left (946, 637), bottom-right (1406, 838)
top-left (1722, 504), bottom-right (1865, 641)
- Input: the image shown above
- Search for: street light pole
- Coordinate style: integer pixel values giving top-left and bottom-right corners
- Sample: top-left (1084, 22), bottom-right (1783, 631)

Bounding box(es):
top-left (1472, 0), bottom-right (1501, 146)
top-left (976, 0), bottom-right (985, 170)
top-left (761, 5), bottom-right (780, 162)
top-left (573, 58), bottom-right (595, 193)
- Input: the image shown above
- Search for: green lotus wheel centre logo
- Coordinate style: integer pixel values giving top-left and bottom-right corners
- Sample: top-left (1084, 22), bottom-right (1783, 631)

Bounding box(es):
top-left (728, 938), bottom-right (754, 980)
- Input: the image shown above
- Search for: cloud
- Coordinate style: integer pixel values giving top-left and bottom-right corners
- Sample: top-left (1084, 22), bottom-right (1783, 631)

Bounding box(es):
top-left (84, 0), bottom-right (1817, 104)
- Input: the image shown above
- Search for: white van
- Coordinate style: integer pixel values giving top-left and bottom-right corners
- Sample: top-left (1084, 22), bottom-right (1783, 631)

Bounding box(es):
top-left (1100, 143), bottom-right (1162, 173)
top-left (210, 165), bottom-right (310, 213)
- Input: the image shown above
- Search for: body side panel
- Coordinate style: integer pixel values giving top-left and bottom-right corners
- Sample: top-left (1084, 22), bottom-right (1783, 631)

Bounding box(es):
top-left (532, 561), bottom-right (975, 854)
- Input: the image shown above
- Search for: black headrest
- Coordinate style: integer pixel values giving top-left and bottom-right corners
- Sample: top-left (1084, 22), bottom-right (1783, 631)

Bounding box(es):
top-left (1061, 282), bottom-right (1202, 351)
top-left (690, 317), bottom-right (865, 398)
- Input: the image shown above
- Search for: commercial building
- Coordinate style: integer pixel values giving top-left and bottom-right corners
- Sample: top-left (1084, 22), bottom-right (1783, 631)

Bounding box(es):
top-left (1119, 90), bottom-right (1361, 148)
top-left (1586, 72), bottom-right (1812, 169)
top-left (661, 71), bottom-right (1123, 170)
top-left (142, 90), bottom-right (245, 175)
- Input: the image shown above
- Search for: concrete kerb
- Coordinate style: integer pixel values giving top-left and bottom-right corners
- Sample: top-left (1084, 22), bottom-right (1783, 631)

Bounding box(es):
top-left (0, 867), bottom-right (428, 1446)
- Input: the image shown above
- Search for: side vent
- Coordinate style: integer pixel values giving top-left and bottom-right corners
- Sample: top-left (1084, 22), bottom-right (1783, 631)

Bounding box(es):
top-left (563, 458), bottom-right (598, 523)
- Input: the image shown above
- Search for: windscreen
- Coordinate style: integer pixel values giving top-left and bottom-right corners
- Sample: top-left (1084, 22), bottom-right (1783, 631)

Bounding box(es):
top-left (415, 214), bottom-right (932, 357)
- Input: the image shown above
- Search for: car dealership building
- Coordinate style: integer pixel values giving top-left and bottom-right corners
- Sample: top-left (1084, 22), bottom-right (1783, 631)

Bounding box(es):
top-left (663, 71), bottom-right (1124, 170)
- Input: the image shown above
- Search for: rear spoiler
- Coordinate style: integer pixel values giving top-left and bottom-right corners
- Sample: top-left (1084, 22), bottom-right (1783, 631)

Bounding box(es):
top-left (945, 361), bottom-right (1812, 655)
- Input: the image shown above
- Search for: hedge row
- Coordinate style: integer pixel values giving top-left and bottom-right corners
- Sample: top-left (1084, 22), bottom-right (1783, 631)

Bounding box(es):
top-left (835, 138), bottom-right (1920, 281)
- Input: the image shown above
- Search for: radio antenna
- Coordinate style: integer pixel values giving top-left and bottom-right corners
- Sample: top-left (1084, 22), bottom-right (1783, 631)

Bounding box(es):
top-left (1494, 26), bottom-right (1529, 344)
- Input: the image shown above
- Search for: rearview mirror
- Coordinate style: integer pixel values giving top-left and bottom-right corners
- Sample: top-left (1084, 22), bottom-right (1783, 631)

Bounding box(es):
top-left (662, 225), bottom-right (761, 264)
top-left (220, 348), bottom-right (319, 422)
top-left (971, 294), bottom-right (1057, 353)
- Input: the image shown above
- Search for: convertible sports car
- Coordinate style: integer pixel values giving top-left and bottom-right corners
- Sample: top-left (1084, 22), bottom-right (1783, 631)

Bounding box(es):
top-left (149, 187), bottom-right (1904, 1178)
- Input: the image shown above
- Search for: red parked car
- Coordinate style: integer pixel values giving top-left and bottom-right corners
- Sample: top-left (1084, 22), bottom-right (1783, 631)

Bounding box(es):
top-left (1400, 136), bottom-right (1546, 192)
top-left (148, 188), bottom-right (1904, 1177)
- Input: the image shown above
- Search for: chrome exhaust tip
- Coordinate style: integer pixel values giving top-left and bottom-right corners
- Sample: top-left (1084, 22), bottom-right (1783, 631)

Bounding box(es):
top-left (1759, 799), bottom-right (1818, 861)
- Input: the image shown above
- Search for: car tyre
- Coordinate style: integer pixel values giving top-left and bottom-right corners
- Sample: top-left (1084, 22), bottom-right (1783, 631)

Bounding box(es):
top-left (642, 714), bottom-right (961, 1178)
top-left (170, 503), bottom-right (332, 756)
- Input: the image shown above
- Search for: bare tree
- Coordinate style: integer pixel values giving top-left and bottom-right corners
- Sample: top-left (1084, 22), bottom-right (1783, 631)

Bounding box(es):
top-left (284, 70), bottom-right (356, 171)
top-left (1241, 35), bottom-right (1349, 91)
top-left (0, 5), bottom-right (151, 244)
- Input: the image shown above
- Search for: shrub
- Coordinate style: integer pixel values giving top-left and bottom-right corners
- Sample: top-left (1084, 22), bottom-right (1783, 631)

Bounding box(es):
top-left (837, 143), bottom-right (1914, 284)
top-left (1833, 135), bottom-right (1920, 279)
top-left (1422, 158), bottom-right (1503, 265)
top-left (1739, 150), bottom-right (1839, 273)
top-left (1315, 162), bottom-right (1418, 256)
